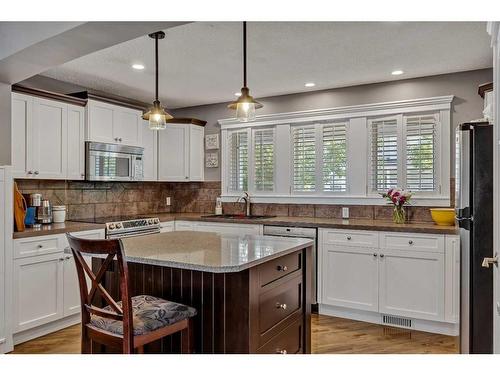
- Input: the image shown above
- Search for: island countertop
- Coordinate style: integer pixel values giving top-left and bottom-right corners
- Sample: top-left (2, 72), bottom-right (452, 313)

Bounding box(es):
top-left (117, 230), bottom-right (314, 273)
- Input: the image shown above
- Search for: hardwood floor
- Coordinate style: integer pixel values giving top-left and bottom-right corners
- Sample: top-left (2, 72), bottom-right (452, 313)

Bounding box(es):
top-left (12, 314), bottom-right (459, 354)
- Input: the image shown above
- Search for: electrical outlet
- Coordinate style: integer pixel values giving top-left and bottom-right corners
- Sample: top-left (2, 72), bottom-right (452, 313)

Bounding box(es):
top-left (166, 197), bottom-right (171, 206)
top-left (342, 207), bottom-right (349, 219)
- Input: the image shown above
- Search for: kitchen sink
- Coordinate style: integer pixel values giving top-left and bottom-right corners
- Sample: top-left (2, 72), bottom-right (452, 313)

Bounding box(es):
top-left (201, 214), bottom-right (276, 220)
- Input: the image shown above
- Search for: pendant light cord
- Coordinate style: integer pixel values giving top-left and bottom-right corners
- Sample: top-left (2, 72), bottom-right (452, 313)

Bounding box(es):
top-left (155, 33), bottom-right (159, 102)
top-left (243, 21), bottom-right (247, 88)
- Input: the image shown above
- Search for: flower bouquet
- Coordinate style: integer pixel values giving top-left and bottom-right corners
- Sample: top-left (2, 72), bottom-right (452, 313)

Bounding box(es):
top-left (381, 188), bottom-right (412, 224)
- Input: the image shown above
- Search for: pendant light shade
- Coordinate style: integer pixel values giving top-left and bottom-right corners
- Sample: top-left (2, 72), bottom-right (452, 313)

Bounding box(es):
top-left (142, 31), bottom-right (173, 130)
top-left (228, 22), bottom-right (262, 122)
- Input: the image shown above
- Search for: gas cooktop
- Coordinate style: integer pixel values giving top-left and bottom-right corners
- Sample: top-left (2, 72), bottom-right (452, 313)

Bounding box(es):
top-left (71, 216), bottom-right (153, 224)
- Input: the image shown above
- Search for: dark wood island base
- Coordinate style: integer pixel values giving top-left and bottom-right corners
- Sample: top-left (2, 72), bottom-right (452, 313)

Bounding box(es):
top-left (92, 246), bottom-right (312, 354)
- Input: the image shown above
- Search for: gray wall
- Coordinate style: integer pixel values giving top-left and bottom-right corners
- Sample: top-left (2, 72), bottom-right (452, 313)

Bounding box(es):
top-left (0, 82), bottom-right (11, 165)
top-left (172, 68), bottom-right (492, 181)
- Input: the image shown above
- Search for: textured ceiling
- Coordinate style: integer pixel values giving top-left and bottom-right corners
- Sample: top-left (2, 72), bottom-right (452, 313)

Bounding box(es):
top-left (42, 22), bottom-right (492, 109)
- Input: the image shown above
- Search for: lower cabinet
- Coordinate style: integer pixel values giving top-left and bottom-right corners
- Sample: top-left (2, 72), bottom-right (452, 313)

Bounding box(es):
top-left (319, 228), bottom-right (459, 335)
top-left (12, 229), bottom-right (104, 336)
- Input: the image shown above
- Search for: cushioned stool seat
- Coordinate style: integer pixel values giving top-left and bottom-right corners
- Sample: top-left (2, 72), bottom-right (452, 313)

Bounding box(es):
top-left (90, 295), bottom-right (197, 336)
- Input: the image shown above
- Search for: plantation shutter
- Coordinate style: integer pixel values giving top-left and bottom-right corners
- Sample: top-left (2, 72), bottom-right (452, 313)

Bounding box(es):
top-left (292, 125), bottom-right (316, 192)
top-left (253, 128), bottom-right (275, 192)
top-left (370, 118), bottom-right (398, 191)
top-left (322, 123), bottom-right (347, 192)
top-left (228, 130), bottom-right (248, 191)
top-left (405, 114), bottom-right (437, 192)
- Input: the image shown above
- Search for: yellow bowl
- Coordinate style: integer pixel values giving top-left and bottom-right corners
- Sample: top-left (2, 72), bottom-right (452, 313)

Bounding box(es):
top-left (430, 208), bottom-right (456, 226)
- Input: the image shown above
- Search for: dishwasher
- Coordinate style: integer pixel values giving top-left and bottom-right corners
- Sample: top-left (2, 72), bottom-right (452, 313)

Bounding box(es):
top-left (263, 225), bottom-right (318, 310)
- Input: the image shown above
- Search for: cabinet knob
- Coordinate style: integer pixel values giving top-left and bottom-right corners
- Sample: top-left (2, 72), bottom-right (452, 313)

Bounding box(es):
top-left (275, 302), bottom-right (287, 310)
top-left (380, 254), bottom-right (385, 258)
top-left (277, 265), bottom-right (288, 272)
top-left (34, 171), bottom-right (39, 175)
top-left (276, 349), bottom-right (287, 354)
top-left (114, 137), bottom-right (118, 141)
top-left (27, 170), bottom-right (33, 175)
top-left (118, 138), bottom-right (122, 142)
top-left (373, 253), bottom-right (378, 257)
top-left (408, 240), bottom-right (414, 245)
top-left (65, 256), bottom-right (71, 260)
top-left (58, 257), bottom-right (64, 261)
top-left (346, 236), bottom-right (352, 240)
top-left (37, 244), bottom-right (43, 249)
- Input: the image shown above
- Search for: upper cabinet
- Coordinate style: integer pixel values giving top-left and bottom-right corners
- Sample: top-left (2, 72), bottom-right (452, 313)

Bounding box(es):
top-left (11, 93), bottom-right (85, 180)
top-left (86, 100), bottom-right (142, 147)
top-left (158, 123), bottom-right (204, 182)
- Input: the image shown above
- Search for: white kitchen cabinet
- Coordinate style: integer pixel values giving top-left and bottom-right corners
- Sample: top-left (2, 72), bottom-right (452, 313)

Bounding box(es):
top-left (175, 221), bottom-right (196, 231)
top-left (31, 97), bottom-right (68, 179)
top-left (321, 245), bottom-right (379, 312)
top-left (66, 105), bottom-right (85, 180)
top-left (11, 93), bottom-right (85, 180)
top-left (141, 120), bottom-right (158, 181)
top-left (158, 123), bottom-right (204, 181)
top-left (86, 99), bottom-right (142, 147)
top-left (13, 252), bottom-right (64, 333)
top-left (160, 221), bottom-right (175, 233)
top-left (378, 249), bottom-right (445, 321)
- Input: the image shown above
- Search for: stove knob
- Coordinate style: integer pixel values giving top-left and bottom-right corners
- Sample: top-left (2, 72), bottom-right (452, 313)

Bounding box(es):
top-left (116, 223), bottom-right (122, 229)
top-left (108, 223), bottom-right (115, 230)
top-left (148, 219), bottom-right (153, 225)
top-left (155, 218), bottom-right (160, 224)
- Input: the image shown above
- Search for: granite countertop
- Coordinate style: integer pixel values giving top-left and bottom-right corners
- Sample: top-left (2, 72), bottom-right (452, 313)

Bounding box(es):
top-left (80, 231), bottom-right (314, 273)
top-left (14, 212), bottom-right (458, 239)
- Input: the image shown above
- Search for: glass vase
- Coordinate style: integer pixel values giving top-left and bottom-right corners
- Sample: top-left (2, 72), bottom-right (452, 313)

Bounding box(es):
top-left (393, 205), bottom-right (406, 224)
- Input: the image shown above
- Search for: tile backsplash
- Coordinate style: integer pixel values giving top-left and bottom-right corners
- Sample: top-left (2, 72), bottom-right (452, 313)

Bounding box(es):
top-left (16, 179), bottom-right (452, 223)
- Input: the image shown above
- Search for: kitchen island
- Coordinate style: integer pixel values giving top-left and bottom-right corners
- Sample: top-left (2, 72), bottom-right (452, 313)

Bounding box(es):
top-left (91, 231), bottom-right (314, 354)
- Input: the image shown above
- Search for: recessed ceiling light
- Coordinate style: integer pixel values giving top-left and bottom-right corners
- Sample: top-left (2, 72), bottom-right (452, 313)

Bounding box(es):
top-left (234, 92), bottom-right (242, 97)
top-left (391, 70), bottom-right (404, 76)
top-left (304, 82), bottom-right (316, 87)
top-left (132, 64), bottom-right (145, 70)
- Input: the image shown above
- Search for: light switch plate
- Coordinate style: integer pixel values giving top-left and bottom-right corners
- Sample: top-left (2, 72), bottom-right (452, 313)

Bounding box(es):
top-left (166, 197), bottom-right (171, 206)
top-left (342, 207), bottom-right (349, 219)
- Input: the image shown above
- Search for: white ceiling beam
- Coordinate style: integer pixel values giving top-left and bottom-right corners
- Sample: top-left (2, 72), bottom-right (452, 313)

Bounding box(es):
top-left (0, 21), bottom-right (190, 84)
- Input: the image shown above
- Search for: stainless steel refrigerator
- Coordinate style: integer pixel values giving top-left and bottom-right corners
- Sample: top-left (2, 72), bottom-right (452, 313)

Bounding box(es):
top-left (456, 121), bottom-right (493, 354)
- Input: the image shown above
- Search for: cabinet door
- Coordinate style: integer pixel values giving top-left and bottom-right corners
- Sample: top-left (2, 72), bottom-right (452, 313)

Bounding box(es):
top-left (189, 125), bottom-right (204, 181)
top-left (13, 253), bottom-right (64, 333)
top-left (378, 249), bottom-right (445, 321)
top-left (11, 93), bottom-right (33, 177)
top-left (67, 105), bottom-right (85, 180)
top-left (32, 98), bottom-right (68, 179)
top-left (114, 107), bottom-right (142, 147)
top-left (141, 120), bottom-right (158, 181)
top-left (87, 100), bottom-right (114, 143)
top-left (158, 124), bottom-right (189, 181)
top-left (321, 244), bottom-right (379, 312)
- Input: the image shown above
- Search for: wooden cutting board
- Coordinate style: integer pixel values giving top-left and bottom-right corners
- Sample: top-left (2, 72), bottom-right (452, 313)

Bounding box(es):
top-left (14, 182), bottom-right (27, 232)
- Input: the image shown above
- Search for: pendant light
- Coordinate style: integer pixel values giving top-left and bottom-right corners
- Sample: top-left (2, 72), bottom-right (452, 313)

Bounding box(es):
top-left (143, 31), bottom-right (173, 130)
top-left (228, 22), bottom-right (262, 122)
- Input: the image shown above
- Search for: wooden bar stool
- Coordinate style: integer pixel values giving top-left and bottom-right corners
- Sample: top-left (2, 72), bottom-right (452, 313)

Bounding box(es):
top-left (66, 233), bottom-right (197, 354)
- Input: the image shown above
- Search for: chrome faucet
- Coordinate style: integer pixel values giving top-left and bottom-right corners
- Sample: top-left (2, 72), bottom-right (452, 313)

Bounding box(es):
top-left (237, 192), bottom-right (251, 216)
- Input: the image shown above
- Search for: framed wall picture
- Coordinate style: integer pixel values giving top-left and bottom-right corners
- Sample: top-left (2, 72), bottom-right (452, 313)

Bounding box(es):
top-left (205, 152), bottom-right (219, 168)
top-left (205, 134), bottom-right (220, 150)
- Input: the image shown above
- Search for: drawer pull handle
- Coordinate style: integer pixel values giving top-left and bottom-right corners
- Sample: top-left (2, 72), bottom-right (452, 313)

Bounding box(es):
top-left (408, 240), bottom-right (414, 245)
top-left (37, 244), bottom-right (43, 249)
top-left (276, 265), bottom-right (288, 272)
top-left (276, 349), bottom-right (287, 354)
top-left (347, 236), bottom-right (352, 240)
top-left (380, 254), bottom-right (385, 258)
top-left (373, 253), bottom-right (378, 257)
top-left (276, 303), bottom-right (287, 310)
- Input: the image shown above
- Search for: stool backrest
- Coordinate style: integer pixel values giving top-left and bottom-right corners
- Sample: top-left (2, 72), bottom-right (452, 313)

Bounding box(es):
top-left (66, 233), bottom-right (133, 349)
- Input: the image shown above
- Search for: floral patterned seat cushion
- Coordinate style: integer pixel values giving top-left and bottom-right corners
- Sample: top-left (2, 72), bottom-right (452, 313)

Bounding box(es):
top-left (90, 295), bottom-right (197, 336)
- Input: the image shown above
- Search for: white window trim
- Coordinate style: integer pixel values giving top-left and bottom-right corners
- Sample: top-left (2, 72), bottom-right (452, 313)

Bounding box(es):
top-left (219, 95), bottom-right (453, 206)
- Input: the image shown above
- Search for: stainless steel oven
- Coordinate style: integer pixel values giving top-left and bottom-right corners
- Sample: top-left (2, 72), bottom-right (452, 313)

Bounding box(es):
top-left (86, 142), bottom-right (144, 182)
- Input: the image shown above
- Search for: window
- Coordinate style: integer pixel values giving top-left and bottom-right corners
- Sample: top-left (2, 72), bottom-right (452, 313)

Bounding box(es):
top-left (292, 125), bottom-right (316, 192)
top-left (370, 118), bottom-right (398, 192)
top-left (322, 122), bottom-right (347, 192)
top-left (369, 112), bottom-right (440, 193)
top-left (405, 114), bottom-right (437, 192)
top-left (253, 128), bottom-right (275, 192)
top-left (228, 130), bottom-right (248, 191)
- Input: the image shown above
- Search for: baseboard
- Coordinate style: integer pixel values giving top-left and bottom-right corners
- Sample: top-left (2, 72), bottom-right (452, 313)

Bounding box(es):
top-left (319, 304), bottom-right (459, 336)
top-left (0, 336), bottom-right (14, 354)
top-left (13, 314), bottom-right (81, 346)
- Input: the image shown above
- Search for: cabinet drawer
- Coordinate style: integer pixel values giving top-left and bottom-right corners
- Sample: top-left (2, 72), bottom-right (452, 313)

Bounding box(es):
top-left (380, 232), bottom-right (444, 253)
top-left (259, 275), bottom-right (302, 335)
top-left (14, 235), bottom-right (62, 259)
top-left (257, 318), bottom-right (303, 354)
top-left (258, 251), bottom-right (301, 287)
top-left (321, 229), bottom-right (378, 248)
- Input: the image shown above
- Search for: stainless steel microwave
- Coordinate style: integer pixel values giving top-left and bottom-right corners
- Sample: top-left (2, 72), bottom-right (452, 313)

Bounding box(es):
top-left (85, 142), bottom-right (144, 182)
